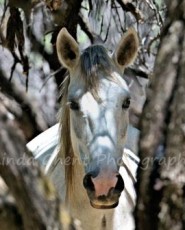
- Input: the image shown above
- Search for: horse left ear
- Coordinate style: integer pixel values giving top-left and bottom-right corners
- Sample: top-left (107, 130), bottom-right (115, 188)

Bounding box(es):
top-left (56, 28), bottom-right (80, 70)
top-left (113, 28), bottom-right (139, 71)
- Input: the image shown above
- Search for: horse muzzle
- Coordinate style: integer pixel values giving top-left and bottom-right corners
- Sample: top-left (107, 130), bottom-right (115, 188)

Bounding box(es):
top-left (83, 172), bottom-right (124, 209)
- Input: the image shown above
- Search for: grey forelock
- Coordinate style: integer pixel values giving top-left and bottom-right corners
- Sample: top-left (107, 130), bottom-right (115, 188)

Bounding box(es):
top-left (80, 45), bottom-right (113, 79)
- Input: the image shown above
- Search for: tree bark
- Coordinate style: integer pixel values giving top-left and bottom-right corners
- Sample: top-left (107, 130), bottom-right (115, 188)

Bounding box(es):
top-left (136, 0), bottom-right (185, 229)
top-left (0, 194), bottom-right (24, 230)
top-left (0, 104), bottom-right (78, 229)
top-left (0, 69), bottom-right (48, 141)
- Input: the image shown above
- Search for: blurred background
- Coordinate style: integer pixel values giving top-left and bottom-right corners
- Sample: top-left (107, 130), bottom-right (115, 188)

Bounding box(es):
top-left (0, 0), bottom-right (166, 141)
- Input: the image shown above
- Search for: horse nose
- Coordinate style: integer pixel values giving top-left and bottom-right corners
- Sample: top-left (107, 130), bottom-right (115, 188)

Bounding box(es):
top-left (83, 172), bottom-right (124, 197)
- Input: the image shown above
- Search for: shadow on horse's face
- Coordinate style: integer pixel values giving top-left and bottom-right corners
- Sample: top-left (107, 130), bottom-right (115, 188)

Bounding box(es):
top-left (56, 27), bottom-right (139, 209)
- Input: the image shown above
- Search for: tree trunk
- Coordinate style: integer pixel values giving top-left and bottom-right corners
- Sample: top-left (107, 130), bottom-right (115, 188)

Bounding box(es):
top-left (136, 0), bottom-right (185, 229)
top-left (0, 104), bottom-right (79, 229)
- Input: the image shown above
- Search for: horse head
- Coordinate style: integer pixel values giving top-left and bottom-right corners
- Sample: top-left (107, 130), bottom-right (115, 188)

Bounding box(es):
top-left (56, 28), bottom-right (139, 209)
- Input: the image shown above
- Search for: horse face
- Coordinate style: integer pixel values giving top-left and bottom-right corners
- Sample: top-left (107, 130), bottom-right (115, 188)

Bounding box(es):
top-left (68, 74), bottom-right (129, 208)
top-left (56, 28), bottom-right (138, 209)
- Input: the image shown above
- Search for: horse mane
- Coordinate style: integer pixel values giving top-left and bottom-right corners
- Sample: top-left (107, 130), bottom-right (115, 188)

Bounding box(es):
top-left (58, 45), bottom-right (119, 202)
top-left (58, 76), bottom-right (74, 202)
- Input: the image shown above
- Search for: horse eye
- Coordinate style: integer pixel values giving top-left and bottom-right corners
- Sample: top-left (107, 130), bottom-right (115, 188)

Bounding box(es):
top-left (69, 101), bottom-right (80, 110)
top-left (122, 98), bottom-right (130, 109)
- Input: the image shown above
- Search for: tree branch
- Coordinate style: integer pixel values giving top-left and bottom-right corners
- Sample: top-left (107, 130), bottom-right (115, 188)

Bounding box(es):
top-left (116, 0), bottom-right (144, 22)
top-left (78, 14), bottom-right (94, 44)
top-left (0, 69), bottom-right (48, 140)
top-left (125, 67), bottom-right (148, 79)
top-left (0, 104), bottom-right (78, 229)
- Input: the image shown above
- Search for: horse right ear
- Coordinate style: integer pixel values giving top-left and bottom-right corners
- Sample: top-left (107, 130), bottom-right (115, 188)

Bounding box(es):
top-left (56, 28), bottom-right (80, 70)
top-left (113, 28), bottom-right (139, 72)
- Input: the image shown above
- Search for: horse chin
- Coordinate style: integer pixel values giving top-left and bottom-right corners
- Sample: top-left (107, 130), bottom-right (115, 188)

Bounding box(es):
top-left (90, 200), bottom-right (119, 209)
top-left (86, 189), bottom-right (122, 209)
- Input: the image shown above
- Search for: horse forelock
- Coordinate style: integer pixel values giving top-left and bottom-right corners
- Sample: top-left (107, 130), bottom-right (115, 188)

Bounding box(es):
top-left (81, 45), bottom-right (112, 75)
top-left (80, 45), bottom-right (115, 93)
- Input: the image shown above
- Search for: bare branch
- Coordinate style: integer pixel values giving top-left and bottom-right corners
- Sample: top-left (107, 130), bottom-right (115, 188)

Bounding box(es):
top-left (0, 69), bottom-right (48, 140)
top-left (78, 14), bottom-right (94, 44)
top-left (116, 0), bottom-right (144, 22)
top-left (125, 67), bottom-right (148, 79)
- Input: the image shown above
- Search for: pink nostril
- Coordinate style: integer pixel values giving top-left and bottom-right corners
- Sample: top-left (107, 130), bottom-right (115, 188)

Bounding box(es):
top-left (83, 172), bottom-right (124, 197)
top-left (92, 176), bottom-right (118, 196)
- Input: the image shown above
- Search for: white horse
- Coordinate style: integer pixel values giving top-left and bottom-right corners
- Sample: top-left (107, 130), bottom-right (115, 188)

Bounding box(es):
top-left (28, 27), bottom-right (140, 230)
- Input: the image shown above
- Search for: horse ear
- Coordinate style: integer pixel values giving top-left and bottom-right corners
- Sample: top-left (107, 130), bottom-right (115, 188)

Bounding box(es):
top-left (113, 28), bottom-right (139, 71)
top-left (56, 28), bottom-right (80, 70)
